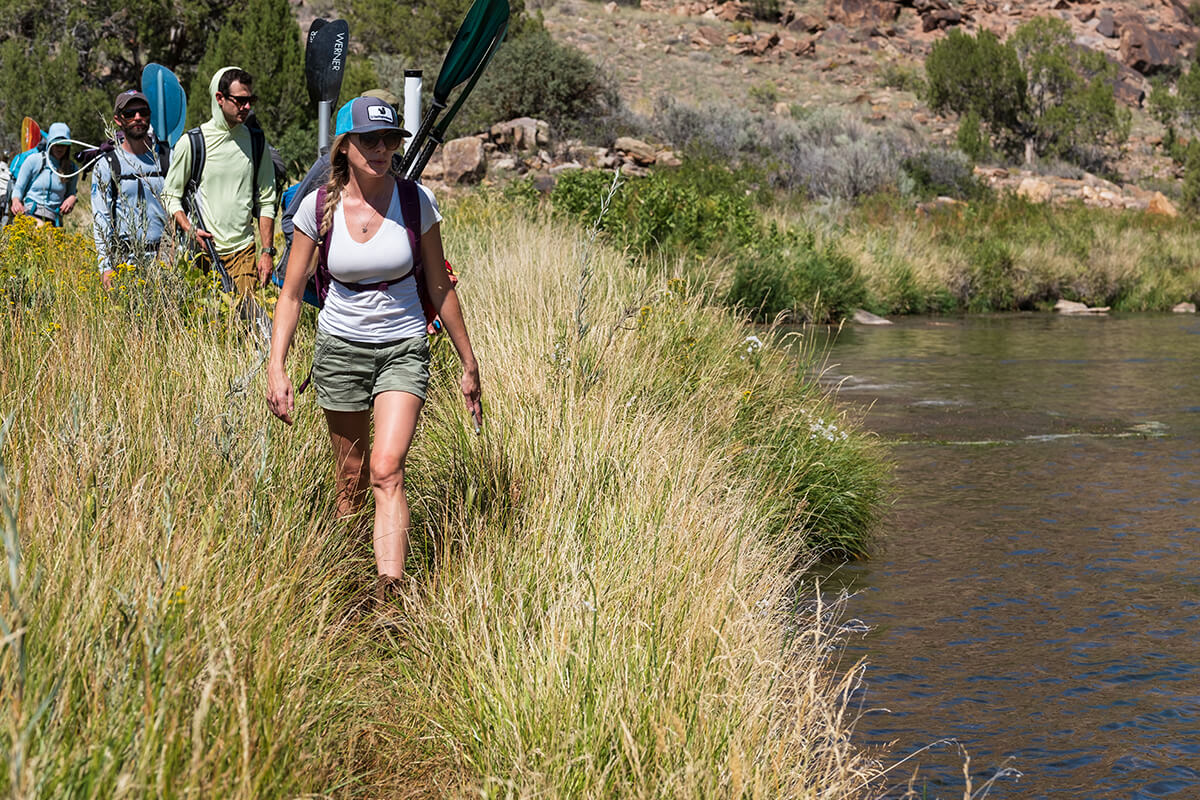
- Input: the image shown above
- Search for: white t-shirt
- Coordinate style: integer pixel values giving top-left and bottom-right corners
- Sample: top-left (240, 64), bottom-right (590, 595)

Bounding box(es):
top-left (293, 182), bottom-right (442, 342)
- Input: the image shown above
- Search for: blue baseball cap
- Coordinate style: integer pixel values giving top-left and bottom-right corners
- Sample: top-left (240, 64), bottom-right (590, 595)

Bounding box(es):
top-left (334, 96), bottom-right (410, 137)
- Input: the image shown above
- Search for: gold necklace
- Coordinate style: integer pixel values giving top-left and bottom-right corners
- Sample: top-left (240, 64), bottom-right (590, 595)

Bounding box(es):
top-left (354, 201), bottom-right (376, 234)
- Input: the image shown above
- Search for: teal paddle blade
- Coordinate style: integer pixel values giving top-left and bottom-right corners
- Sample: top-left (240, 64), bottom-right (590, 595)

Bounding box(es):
top-left (433, 0), bottom-right (510, 103)
top-left (141, 63), bottom-right (187, 147)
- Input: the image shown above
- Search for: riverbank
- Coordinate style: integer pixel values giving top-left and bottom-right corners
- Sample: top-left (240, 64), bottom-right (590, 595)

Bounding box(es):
top-left (543, 165), bottom-right (1200, 323)
top-left (832, 192), bottom-right (1200, 316)
top-left (0, 203), bottom-right (886, 796)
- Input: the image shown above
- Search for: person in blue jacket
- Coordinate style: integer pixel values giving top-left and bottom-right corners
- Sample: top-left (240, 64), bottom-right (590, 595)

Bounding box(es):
top-left (10, 122), bottom-right (78, 226)
top-left (91, 91), bottom-right (169, 289)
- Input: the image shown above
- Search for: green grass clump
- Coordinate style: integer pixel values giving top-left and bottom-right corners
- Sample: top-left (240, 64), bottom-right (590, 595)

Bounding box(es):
top-left (729, 224), bottom-right (867, 323)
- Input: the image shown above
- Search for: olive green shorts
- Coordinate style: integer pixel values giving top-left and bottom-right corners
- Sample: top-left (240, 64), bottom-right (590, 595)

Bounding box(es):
top-left (312, 329), bottom-right (430, 412)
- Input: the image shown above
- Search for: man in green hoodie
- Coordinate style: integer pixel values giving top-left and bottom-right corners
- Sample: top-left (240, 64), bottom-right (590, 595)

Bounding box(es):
top-left (163, 66), bottom-right (277, 295)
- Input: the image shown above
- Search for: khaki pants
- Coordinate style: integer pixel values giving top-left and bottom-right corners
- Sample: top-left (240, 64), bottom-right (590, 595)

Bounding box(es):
top-left (198, 243), bottom-right (258, 295)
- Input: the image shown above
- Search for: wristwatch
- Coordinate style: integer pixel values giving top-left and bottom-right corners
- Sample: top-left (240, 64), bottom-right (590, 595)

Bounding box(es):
top-left (262, 246), bottom-right (277, 257)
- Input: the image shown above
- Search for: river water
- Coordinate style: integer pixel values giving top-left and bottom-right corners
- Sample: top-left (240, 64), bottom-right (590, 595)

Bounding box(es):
top-left (817, 314), bottom-right (1200, 799)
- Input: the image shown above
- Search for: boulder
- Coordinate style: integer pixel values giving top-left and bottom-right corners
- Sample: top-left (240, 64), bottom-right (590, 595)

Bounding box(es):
top-left (489, 117), bottom-right (549, 151)
top-left (1173, 301), bottom-right (1197, 313)
top-left (787, 12), bottom-right (825, 32)
top-left (423, 157), bottom-right (444, 182)
top-left (1120, 21), bottom-right (1181, 74)
top-left (692, 25), bottom-right (725, 46)
top-left (819, 24), bottom-right (851, 45)
top-left (921, 8), bottom-right (963, 32)
top-left (1096, 8), bottom-right (1115, 37)
top-left (442, 137), bottom-right (487, 184)
top-left (1055, 299), bottom-right (1110, 314)
top-left (614, 136), bottom-right (658, 164)
top-left (852, 309), bottom-right (893, 325)
top-left (656, 149), bottom-right (683, 167)
top-left (1017, 177), bottom-right (1053, 203)
top-left (1148, 191), bottom-right (1179, 217)
top-left (1106, 57), bottom-right (1147, 106)
top-left (715, 1), bottom-right (752, 21)
top-left (752, 32), bottom-right (780, 54)
top-left (825, 0), bottom-right (899, 26)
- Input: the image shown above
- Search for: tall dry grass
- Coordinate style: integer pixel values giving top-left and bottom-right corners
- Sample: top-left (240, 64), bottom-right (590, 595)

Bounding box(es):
top-left (0, 197), bottom-right (887, 797)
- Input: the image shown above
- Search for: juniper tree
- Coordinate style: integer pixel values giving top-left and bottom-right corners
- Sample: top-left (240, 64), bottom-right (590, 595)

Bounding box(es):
top-left (925, 17), bottom-right (1129, 170)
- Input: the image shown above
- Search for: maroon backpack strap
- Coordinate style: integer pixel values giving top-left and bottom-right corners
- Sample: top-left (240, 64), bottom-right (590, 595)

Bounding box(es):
top-left (396, 177), bottom-right (446, 328)
top-left (396, 177), bottom-right (423, 273)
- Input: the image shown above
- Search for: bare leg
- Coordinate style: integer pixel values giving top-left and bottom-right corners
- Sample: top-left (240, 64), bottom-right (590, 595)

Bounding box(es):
top-left (323, 408), bottom-right (371, 520)
top-left (369, 391), bottom-right (424, 579)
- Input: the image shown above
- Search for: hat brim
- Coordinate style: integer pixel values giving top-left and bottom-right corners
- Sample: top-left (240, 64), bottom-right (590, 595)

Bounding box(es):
top-left (114, 92), bottom-right (151, 114)
top-left (347, 122), bottom-right (411, 137)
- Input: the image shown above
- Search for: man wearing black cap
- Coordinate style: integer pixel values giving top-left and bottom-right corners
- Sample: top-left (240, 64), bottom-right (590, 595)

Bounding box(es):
top-left (92, 90), bottom-right (170, 289)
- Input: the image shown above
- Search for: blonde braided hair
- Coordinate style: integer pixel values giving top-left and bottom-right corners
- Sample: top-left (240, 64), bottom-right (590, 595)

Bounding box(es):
top-left (318, 133), bottom-right (351, 239)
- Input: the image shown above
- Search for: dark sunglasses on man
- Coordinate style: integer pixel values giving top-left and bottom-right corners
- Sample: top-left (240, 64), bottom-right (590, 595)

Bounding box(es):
top-left (357, 130), bottom-right (405, 150)
top-left (119, 107), bottom-right (151, 120)
top-left (220, 93), bottom-right (257, 108)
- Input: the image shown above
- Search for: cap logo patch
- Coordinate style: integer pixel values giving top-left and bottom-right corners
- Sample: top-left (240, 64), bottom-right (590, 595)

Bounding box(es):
top-left (367, 105), bottom-right (394, 123)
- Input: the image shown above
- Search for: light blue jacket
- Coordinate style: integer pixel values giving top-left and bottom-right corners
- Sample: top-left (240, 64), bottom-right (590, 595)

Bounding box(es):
top-left (13, 122), bottom-right (77, 218)
top-left (90, 144), bottom-right (168, 272)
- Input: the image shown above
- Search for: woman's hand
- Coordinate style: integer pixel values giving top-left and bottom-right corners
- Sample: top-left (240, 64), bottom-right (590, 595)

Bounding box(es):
top-left (461, 362), bottom-right (482, 431)
top-left (267, 368), bottom-right (295, 425)
top-left (60, 195), bottom-right (77, 215)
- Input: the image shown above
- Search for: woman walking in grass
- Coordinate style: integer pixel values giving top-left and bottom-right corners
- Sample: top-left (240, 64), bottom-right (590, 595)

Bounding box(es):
top-left (266, 96), bottom-right (482, 605)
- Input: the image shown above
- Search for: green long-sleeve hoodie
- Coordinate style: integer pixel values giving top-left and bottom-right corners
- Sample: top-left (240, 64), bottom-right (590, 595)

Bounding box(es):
top-left (163, 67), bottom-right (276, 256)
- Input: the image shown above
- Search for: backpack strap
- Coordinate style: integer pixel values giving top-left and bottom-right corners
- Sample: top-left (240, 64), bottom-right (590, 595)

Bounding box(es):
top-left (183, 128), bottom-right (205, 218)
top-left (396, 178), bottom-right (458, 329)
top-left (155, 139), bottom-right (171, 176)
top-left (104, 150), bottom-right (122, 233)
top-left (395, 177), bottom-right (438, 325)
top-left (248, 124), bottom-right (266, 220)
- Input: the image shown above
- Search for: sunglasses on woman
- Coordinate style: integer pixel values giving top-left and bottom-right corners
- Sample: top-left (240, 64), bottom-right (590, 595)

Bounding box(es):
top-left (356, 130), bottom-right (404, 151)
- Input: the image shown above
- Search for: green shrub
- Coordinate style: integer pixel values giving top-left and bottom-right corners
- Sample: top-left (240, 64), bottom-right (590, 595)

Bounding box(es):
top-left (551, 162), bottom-right (758, 256)
top-left (728, 225), bottom-right (866, 323)
top-left (925, 27), bottom-right (1026, 153)
top-left (956, 110), bottom-right (989, 162)
top-left (747, 0), bottom-right (781, 21)
top-left (748, 80), bottom-right (780, 107)
top-left (925, 18), bottom-right (1129, 169)
top-left (456, 25), bottom-right (617, 137)
top-left (551, 168), bottom-right (626, 230)
top-left (878, 63), bottom-right (926, 96)
top-left (900, 148), bottom-right (988, 201)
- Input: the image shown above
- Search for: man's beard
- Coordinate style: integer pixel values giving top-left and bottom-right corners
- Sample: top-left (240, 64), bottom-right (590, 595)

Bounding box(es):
top-left (123, 125), bottom-right (149, 142)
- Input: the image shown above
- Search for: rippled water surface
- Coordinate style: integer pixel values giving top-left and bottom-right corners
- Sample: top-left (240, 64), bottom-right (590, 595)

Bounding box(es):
top-left (817, 314), bottom-right (1200, 799)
